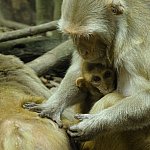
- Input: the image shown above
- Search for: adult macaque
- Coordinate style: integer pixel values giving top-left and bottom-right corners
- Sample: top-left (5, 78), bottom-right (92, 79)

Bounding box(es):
top-left (0, 54), bottom-right (72, 150)
top-left (24, 0), bottom-right (150, 149)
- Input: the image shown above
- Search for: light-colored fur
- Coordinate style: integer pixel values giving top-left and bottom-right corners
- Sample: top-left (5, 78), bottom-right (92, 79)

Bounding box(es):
top-left (23, 0), bottom-right (150, 149)
top-left (59, 0), bottom-right (150, 149)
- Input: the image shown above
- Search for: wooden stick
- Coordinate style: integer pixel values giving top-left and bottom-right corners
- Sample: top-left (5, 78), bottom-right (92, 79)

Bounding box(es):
top-left (0, 21), bottom-right (58, 42)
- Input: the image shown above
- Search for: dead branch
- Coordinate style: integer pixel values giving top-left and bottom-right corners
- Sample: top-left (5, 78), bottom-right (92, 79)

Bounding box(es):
top-left (0, 21), bottom-right (58, 42)
top-left (0, 36), bottom-right (46, 49)
top-left (27, 39), bottom-right (75, 76)
top-left (0, 18), bottom-right (29, 29)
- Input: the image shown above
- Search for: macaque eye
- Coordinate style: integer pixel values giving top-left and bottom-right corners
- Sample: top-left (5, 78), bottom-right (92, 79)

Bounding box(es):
top-left (104, 71), bottom-right (112, 79)
top-left (110, 4), bottom-right (124, 15)
top-left (92, 76), bottom-right (101, 82)
top-left (111, 6), bottom-right (118, 14)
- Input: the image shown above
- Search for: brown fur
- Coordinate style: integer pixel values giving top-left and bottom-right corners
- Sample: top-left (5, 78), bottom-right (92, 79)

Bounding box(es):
top-left (0, 54), bottom-right (72, 150)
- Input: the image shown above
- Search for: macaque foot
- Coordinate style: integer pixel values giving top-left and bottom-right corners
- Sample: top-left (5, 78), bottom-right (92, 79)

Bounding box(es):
top-left (23, 102), bottom-right (63, 127)
top-left (67, 114), bottom-right (99, 141)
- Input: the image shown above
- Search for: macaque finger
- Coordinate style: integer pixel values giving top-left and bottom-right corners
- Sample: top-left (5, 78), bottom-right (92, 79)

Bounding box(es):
top-left (67, 127), bottom-right (88, 141)
top-left (39, 111), bottom-right (63, 127)
top-left (69, 124), bottom-right (79, 131)
top-left (67, 130), bottom-right (80, 138)
top-left (74, 114), bottom-right (92, 120)
top-left (23, 102), bottom-right (38, 108)
top-left (54, 117), bottom-right (63, 128)
top-left (67, 128), bottom-right (81, 137)
top-left (23, 103), bottom-right (43, 113)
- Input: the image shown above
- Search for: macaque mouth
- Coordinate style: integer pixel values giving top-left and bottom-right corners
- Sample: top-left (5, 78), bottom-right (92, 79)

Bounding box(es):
top-left (96, 85), bottom-right (114, 95)
top-left (100, 89), bottom-right (112, 94)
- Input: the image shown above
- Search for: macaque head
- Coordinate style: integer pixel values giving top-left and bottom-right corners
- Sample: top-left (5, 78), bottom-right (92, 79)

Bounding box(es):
top-left (82, 62), bottom-right (116, 94)
top-left (58, 0), bottom-right (126, 63)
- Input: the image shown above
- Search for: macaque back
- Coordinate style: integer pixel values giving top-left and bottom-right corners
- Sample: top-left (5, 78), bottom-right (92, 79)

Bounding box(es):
top-left (0, 54), bottom-right (72, 150)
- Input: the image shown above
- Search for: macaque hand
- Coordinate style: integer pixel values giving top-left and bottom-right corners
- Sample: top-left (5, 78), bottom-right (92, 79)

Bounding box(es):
top-left (23, 101), bottom-right (63, 127)
top-left (67, 113), bottom-right (109, 141)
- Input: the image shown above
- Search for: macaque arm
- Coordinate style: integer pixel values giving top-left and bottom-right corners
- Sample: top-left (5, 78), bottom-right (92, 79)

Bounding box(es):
top-left (68, 90), bottom-right (150, 140)
top-left (24, 52), bottom-right (86, 126)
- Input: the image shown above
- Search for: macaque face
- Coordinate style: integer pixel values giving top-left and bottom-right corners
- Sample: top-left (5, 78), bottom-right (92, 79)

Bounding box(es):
top-left (90, 69), bottom-right (115, 94)
top-left (59, 0), bottom-right (118, 62)
top-left (83, 63), bottom-right (116, 94)
top-left (72, 35), bottom-right (108, 63)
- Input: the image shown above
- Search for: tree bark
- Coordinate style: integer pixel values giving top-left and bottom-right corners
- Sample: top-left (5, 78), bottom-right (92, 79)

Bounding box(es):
top-left (53, 0), bottom-right (62, 20)
top-left (53, 0), bottom-right (63, 39)
top-left (36, 0), bottom-right (53, 25)
top-left (0, 0), bottom-right (36, 25)
top-left (0, 18), bottom-right (29, 29)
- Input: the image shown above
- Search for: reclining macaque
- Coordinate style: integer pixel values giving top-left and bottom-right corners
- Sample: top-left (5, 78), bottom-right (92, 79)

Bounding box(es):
top-left (24, 0), bottom-right (150, 149)
top-left (0, 54), bottom-right (72, 150)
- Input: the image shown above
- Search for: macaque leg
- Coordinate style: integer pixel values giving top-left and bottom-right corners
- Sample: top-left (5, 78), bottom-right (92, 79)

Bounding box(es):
top-left (62, 104), bottom-right (82, 129)
top-left (90, 92), bottom-right (124, 114)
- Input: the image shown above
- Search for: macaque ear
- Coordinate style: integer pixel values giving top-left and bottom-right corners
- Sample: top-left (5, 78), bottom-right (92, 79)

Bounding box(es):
top-left (109, 0), bottom-right (126, 15)
top-left (76, 77), bottom-right (85, 88)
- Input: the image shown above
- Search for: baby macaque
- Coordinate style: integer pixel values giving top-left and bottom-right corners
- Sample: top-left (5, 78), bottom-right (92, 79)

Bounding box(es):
top-left (76, 61), bottom-right (116, 102)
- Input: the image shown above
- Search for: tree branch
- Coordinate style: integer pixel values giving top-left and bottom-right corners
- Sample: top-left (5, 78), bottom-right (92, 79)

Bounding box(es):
top-left (0, 21), bottom-right (58, 42)
top-left (27, 39), bottom-right (75, 76)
